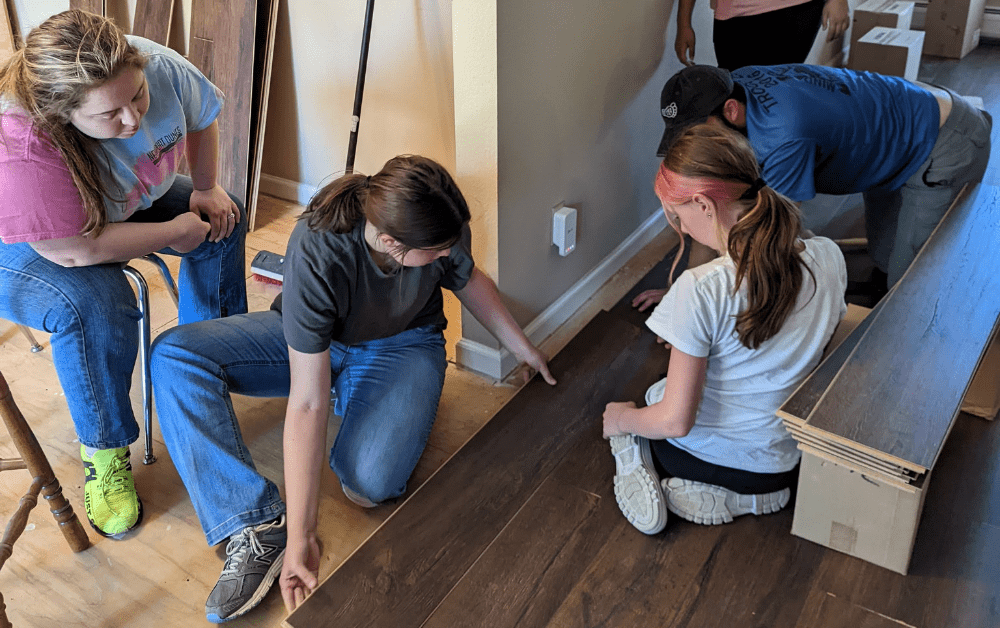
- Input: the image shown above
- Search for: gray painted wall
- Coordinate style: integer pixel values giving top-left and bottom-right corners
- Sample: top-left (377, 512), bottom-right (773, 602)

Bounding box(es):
top-left (462, 0), bottom-right (689, 348)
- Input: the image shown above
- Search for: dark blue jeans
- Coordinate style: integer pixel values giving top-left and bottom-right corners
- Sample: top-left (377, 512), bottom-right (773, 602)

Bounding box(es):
top-left (0, 176), bottom-right (247, 449)
top-left (150, 311), bottom-right (447, 546)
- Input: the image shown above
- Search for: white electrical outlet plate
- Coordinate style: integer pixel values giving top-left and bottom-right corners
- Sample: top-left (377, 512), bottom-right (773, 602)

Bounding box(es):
top-left (553, 205), bottom-right (577, 256)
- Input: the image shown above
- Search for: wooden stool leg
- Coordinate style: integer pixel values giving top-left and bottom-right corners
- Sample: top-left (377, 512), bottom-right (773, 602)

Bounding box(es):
top-left (0, 590), bottom-right (11, 628)
top-left (0, 376), bottom-right (90, 553)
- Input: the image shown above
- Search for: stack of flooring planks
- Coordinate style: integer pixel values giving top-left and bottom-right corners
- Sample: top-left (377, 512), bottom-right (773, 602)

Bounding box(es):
top-left (777, 183), bottom-right (1000, 573)
top-left (74, 0), bottom-right (280, 230)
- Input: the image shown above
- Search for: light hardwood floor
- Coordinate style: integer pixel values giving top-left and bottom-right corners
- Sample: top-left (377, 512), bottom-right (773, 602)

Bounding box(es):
top-left (0, 195), bottom-right (672, 627)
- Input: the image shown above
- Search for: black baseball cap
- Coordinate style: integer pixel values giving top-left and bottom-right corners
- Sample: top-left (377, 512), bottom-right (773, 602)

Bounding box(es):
top-left (656, 65), bottom-right (734, 157)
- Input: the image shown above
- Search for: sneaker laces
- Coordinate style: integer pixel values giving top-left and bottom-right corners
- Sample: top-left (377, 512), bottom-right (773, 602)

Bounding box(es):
top-left (99, 452), bottom-right (134, 516)
top-left (222, 527), bottom-right (276, 576)
top-left (221, 527), bottom-right (265, 577)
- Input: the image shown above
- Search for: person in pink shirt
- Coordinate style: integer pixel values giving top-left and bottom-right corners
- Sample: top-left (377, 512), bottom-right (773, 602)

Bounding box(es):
top-left (0, 10), bottom-right (246, 539)
top-left (674, 0), bottom-right (850, 71)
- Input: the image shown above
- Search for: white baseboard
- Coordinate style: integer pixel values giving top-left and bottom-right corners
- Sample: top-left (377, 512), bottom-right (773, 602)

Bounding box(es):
top-left (259, 173), bottom-right (319, 206)
top-left (455, 209), bottom-right (668, 380)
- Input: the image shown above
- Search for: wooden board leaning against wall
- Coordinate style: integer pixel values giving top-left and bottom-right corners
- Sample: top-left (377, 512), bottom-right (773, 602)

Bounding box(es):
top-left (70, 0), bottom-right (279, 231)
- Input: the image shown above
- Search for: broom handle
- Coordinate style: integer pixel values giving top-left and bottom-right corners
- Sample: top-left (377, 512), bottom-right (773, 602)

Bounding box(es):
top-left (346, 0), bottom-right (376, 174)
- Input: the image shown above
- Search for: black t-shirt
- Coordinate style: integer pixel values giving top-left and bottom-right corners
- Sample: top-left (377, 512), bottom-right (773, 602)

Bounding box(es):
top-left (271, 218), bottom-right (475, 353)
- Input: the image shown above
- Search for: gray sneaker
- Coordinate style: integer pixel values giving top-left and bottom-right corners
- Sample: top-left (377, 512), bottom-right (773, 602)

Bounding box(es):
top-left (205, 515), bottom-right (287, 623)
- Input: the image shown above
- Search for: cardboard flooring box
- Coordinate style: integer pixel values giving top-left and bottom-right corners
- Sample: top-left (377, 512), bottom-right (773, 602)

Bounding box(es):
top-left (792, 450), bottom-right (930, 575)
top-left (849, 0), bottom-right (915, 53)
top-left (923, 0), bottom-right (987, 59)
top-left (848, 27), bottom-right (924, 81)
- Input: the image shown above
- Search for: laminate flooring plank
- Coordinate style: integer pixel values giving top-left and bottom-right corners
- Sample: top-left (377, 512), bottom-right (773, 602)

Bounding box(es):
top-left (70, 0), bottom-right (104, 14)
top-left (806, 184), bottom-right (1000, 469)
top-left (607, 240), bottom-right (685, 329)
top-left (794, 589), bottom-right (915, 628)
top-left (284, 311), bottom-right (668, 628)
top-left (419, 475), bottom-right (605, 628)
top-left (777, 300), bottom-right (883, 425)
top-left (132, 0), bottom-right (174, 46)
top-left (808, 413), bottom-right (1000, 628)
top-left (424, 363), bottom-right (668, 628)
top-left (546, 507), bottom-right (825, 628)
top-left (189, 0), bottom-right (255, 208)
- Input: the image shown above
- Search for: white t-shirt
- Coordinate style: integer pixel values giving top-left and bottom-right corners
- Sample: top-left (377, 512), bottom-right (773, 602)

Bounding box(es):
top-left (645, 236), bottom-right (847, 473)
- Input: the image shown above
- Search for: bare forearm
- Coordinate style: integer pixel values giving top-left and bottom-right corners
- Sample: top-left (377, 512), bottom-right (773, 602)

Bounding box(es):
top-left (29, 221), bottom-right (182, 267)
top-left (677, 0), bottom-right (696, 27)
top-left (457, 269), bottom-right (535, 358)
top-left (613, 403), bottom-right (693, 440)
top-left (283, 404), bottom-right (329, 542)
top-left (186, 120), bottom-right (221, 191)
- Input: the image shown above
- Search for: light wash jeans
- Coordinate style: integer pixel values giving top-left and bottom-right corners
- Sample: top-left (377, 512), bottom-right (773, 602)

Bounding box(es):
top-left (0, 176), bottom-right (247, 449)
top-left (150, 310), bottom-right (447, 546)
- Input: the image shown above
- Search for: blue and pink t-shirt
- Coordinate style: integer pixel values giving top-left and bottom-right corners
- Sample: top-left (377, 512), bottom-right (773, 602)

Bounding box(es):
top-left (0, 36), bottom-right (223, 244)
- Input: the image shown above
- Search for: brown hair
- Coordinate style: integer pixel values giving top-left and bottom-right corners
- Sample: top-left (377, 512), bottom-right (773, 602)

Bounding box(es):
top-left (0, 10), bottom-right (146, 237)
top-left (655, 124), bottom-right (814, 349)
top-left (303, 155), bottom-right (471, 260)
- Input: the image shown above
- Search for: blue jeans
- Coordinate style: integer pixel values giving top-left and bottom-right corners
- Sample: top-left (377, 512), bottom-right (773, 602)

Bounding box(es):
top-left (150, 310), bottom-right (446, 546)
top-left (0, 176), bottom-right (247, 449)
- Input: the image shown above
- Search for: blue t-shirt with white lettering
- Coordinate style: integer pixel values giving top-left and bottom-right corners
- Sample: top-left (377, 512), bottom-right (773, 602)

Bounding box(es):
top-left (731, 65), bottom-right (939, 202)
top-left (100, 36), bottom-right (224, 222)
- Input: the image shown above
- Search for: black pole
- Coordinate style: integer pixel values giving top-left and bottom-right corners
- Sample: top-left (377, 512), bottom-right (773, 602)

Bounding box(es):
top-left (346, 0), bottom-right (376, 174)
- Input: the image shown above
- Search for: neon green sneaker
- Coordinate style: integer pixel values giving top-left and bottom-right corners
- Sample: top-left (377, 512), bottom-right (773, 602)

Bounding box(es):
top-left (81, 445), bottom-right (143, 539)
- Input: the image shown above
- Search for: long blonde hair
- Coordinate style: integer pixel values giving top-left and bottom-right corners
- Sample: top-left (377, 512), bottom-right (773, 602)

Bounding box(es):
top-left (0, 10), bottom-right (146, 237)
top-left (655, 124), bottom-right (814, 349)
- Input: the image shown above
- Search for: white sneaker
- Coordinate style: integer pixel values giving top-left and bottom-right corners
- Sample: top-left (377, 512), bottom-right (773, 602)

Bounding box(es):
top-left (644, 378), bottom-right (667, 406)
top-left (610, 434), bottom-right (667, 534)
top-left (662, 477), bottom-right (790, 525)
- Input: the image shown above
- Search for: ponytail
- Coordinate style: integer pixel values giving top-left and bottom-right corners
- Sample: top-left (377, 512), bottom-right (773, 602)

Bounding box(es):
top-left (303, 174), bottom-right (369, 233)
top-left (303, 155), bottom-right (471, 253)
top-left (727, 186), bottom-right (814, 349)
top-left (656, 124), bottom-right (814, 349)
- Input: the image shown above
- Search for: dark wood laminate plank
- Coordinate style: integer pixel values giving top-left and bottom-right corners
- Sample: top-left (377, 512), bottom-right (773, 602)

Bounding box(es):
top-left (69, 0), bottom-right (104, 14)
top-left (777, 300), bottom-right (882, 426)
top-left (132, 0), bottom-right (174, 46)
top-left (794, 588), bottom-right (913, 628)
top-left (284, 311), bottom-right (669, 628)
top-left (806, 184), bottom-right (1000, 470)
top-left (419, 476), bottom-right (603, 628)
top-left (188, 0), bottom-right (255, 211)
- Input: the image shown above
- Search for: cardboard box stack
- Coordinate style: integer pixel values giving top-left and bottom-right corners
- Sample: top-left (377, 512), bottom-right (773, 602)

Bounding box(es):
top-left (847, 0), bottom-right (922, 80)
top-left (923, 0), bottom-right (988, 59)
top-left (849, 27), bottom-right (924, 80)
top-left (778, 306), bottom-right (1000, 575)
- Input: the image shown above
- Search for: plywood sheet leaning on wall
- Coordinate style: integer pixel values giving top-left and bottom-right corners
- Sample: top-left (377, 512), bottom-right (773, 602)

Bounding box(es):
top-left (0, 0), bottom-right (15, 63)
top-left (188, 0), bottom-right (278, 231)
top-left (247, 0), bottom-right (280, 229)
top-left (69, 0), bottom-right (105, 15)
top-left (132, 0), bottom-right (175, 46)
